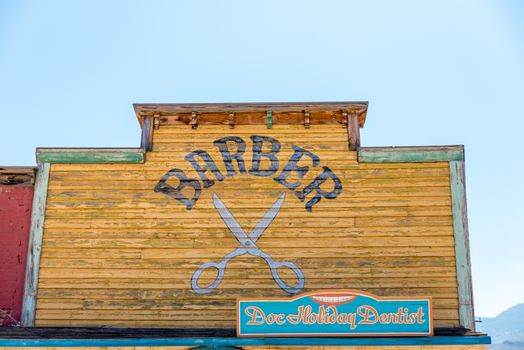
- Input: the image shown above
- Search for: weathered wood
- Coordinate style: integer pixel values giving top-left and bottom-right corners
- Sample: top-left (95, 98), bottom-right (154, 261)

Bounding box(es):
top-left (347, 111), bottom-right (361, 150)
top-left (49, 160), bottom-right (449, 171)
top-left (40, 237), bottom-right (455, 250)
top-left (303, 110), bottom-right (310, 128)
top-left (266, 110), bottom-right (272, 129)
top-left (38, 285), bottom-right (459, 299)
top-left (450, 160), bottom-right (475, 331)
top-left (0, 166), bottom-right (36, 186)
top-left (37, 264), bottom-right (457, 277)
top-left (46, 176), bottom-right (451, 190)
top-left (20, 163), bottom-right (50, 326)
top-left (0, 328), bottom-right (491, 348)
top-left (33, 123), bottom-right (464, 329)
top-left (153, 114), bottom-right (160, 129)
top-left (47, 165), bottom-right (451, 180)
top-left (33, 318), bottom-right (462, 328)
top-left (36, 148), bottom-right (144, 163)
top-left (41, 215), bottom-right (454, 229)
top-left (140, 115), bottom-right (154, 151)
top-left (42, 227), bottom-right (455, 240)
top-left (0, 183), bottom-right (34, 325)
top-left (134, 101), bottom-right (368, 127)
top-left (227, 111), bottom-right (235, 129)
top-left (359, 146), bottom-right (464, 162)
top-left (189, 111), bottom-right (199, 129)
top-left (156, 124), bottom-right (351, 134)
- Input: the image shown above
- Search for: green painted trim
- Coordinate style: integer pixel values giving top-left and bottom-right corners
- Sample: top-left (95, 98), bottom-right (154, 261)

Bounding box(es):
top-left (359, 146), bottom-right (464, 163)
top-left (450, 160), bottom-right (475, 331)
top-left (36, 148), bottom-right (144, 163)
top-left (266, 110), bottom-right (273, 129)
top-left (20, 163), bottom-right (50, 327)
top-left (0, 335), bottom-right (491, 347)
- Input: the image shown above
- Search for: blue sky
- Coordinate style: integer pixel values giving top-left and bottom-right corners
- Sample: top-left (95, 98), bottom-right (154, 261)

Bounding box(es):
top-left (1, 0), bottom-right (523, 317)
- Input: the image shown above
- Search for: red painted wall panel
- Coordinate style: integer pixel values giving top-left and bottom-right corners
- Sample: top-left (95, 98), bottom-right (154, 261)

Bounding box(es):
top-left (0, 186), bottom-right (33, 326)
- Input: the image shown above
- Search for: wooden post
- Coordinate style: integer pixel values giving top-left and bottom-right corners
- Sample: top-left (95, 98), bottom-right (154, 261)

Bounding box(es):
top-left (153, 114), bottom-right (160, 130)
top-left (266, 111), bottom-right (273, 129)
top-left (450, 160), bottom-right (475, 331)
top-left (228, 112), bottom-right (235, 129)
top-left (140, 116), bottom-right (154, 152)
top-left (303, 110), bottom-right (310, 129)
top-left (347, 111), bottom-right (360, 150)
top-left (190, 111), bottom-right (199, 129)
top-left (21, 162), bottom-right (50, 326)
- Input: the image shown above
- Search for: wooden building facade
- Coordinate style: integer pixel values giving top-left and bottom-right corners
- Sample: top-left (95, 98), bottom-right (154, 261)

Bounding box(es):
top-left (0, 167), bottom-right (35, 326)
top-left (0, 102), bottom-right (489, 349)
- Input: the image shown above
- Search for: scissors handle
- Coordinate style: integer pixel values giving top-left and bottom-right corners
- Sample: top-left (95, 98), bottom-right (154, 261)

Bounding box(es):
top-left (258, 251), bottom-right (305, 294)
top-left (191, 248), bottom-right (247, 294)
top-left (191, 261), bottom-right (226, 294)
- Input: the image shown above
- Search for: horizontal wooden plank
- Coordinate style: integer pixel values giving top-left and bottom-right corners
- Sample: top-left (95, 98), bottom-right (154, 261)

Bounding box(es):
top-left (42, 217), bottom-right (359, 229)
top-left (39, 246), bottom-right (455, 260)
top-left (46, 196), bottom-right (452, 210)
top-left (46, 177), bottom-right (451, 190)
top-left (43, 216), bottom-right (453, 230)
top-left (153, 132), bottom-right (349, 140)
top-left (135, 101), bottom-right (369, 114)
top-left (37, 148), bottom-right (145, 164)
top-left (42, 226), bottom-right (455, 239)
top-left (139, 247), bottom-right (455, 259)
top-left (0, 343), bottom-right (487, 350)
top-left (39, 256), bottom-right (457, 271)
top-left (37, 286), bottom-right (458, 299)
top-left (48, 166), bottom-right (451, 180)
top-left (34, 318), bottom-right (460, 328)
top-left (151, 136), bottom-right (349, 144)
top-left (36, 297), bottom-right (459, 310)
top-left (2, 336), bottom-right (490, 348)
top-left (35, 308), bottom-right (458, 321)
top-left (155, 124), bottom-right (345, 134)
top-left (43, 206), bottom-right (453, 220)
top-left (46, 187), bottom-right (452, 202)
top-left (355, 216), bottom-right (453, 227)
top-left (40, 236), bottom-right (455, 249)
top-left (38, 276), bottom-right (458, 289)
top-left (49, 161), bottom-right (450, 171)
top-left (38, 265), bottom-right (457, 279)
top-left (359, 146), bottom-right (464, 163)
top-left (40, 248), bottom-right (142, 259)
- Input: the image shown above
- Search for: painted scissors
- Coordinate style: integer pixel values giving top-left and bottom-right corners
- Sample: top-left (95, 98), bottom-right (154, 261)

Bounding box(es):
top-left (191, 192), bottom-right (305, 295)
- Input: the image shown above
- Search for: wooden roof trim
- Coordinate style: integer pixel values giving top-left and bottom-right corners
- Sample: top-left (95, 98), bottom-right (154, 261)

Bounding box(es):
top-left (36, 148), bottom-right (144, 164)
top-left (358, 145), bottom-right (465, 163)
top-left (0, 166), bottom-right (36, 186)
top-left (134, 101), bottom-right (368, 128)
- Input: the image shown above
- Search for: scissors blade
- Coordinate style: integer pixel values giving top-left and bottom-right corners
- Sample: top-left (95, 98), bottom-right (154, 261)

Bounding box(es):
top-left (249, 192), bottom-right (286, 243)
top-left (212, 193), bottom-right (253, 247)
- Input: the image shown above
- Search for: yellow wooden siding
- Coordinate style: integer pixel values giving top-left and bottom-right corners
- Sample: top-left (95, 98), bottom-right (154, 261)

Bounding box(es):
top-left (36, 125), bottom-right (459, 328)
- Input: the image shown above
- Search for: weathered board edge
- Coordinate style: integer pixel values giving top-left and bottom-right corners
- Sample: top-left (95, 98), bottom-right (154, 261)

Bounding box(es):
top-left (0, 335), bottom-right (491, 347)
top-left (36, 148), bottom-right (145, 164)
top-left (134, 101), bottom-right (368, 114)
top-left (134, 102), bottom-right (369, 129)
top-left (20, 162), bottom-right (50, 327)
top-left (0, 166), bottom-right (36, 186)
top-left (450, 160), bottom-right (475, 331)
top-left (140, 116), bottom-right (154, 152)
top-left (358, 146), bottom-right (464, 163)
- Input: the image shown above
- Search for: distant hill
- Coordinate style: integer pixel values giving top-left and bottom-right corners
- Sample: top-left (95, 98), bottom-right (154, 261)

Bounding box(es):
top-left (477, 303), bottom-right (524, 349)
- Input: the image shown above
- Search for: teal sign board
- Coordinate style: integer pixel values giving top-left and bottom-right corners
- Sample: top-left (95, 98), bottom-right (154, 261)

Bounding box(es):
top-left (237, 290), bottom-right (433, 337)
